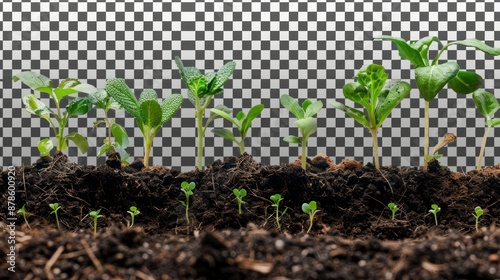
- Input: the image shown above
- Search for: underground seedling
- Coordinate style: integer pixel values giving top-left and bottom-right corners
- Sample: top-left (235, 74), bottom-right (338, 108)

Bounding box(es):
top-left (472, 206), bottom-right (484, 232)
top-left (429, 204), bottom-right (441, 226)
top-left (127, 206), bottom-right (140, 228)
top-left (180, 181), bottom-right (196, 225)
top-left (49, 203), bottom-right (61, 230)
top-left (302, 201), bottom-right (320, 234)
top-left (17, 205), bottom-right (31, 230)
top-left (233, 188), bottom-right (247, 215)
top-left (270, 194), bottom-right (288, 231)
top-left (387, 202), bottom-right (399, 220)
top-left (89, 209), bottom-right (104, 236)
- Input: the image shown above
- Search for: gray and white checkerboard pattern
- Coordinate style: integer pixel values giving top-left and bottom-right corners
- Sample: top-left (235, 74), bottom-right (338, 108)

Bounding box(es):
top-left (2, 1), bottom-right (500, 172)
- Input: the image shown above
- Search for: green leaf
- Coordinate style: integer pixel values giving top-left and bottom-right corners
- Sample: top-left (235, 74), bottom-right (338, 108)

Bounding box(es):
top-left (88, 89), bottom-right (108, 108)
top-left (111, 123), bottom-right (129, 148)
top-left (239, 189), bottom-right (247, 197)
top-left (486, 118), bottom-right (500, 127)
top-left (138, 89), bottom-right (158, 106)
top-left (22, 94), bottom-right (53, 117)
top-left (236, 111), bottom-right (245, 121)
top-left (65, 132), bottom-right (89, 154)
top-left (375, 36), bottom-right (426, 67)
top-left (448, 71), bottom-right (483, 94)
top-left (97, 143), bottom-right (114, 157)
top-left (53, 78), bottom-right (82, 101)
top-left (105, 78), bottom-right (140, 119)
top-left (161, 94), bottom-right (183, 124)
top-left (67, 97), bottom-right (93, 116)
top-left (280, 94), bottom-right (304, 119)
top-left (181, 181), bottom-right (196, 191)
top-left (212, 128), bottom-right (238, 143)
top-left (302, 99), bottom-right (312, 112)
top-left (330, 100), bottom-right (370, 127)
top-left (304, 100), bottom-right (323, 118)
top-left (296, 117), bottom-right (317, 140)
top-left (375, 80), bottom-right (411, 126)
top-left (73, 83), bottom-right (99, 94)
top-left (447, 39), bottom-right (500, 56)
top-left (189, 75), bottom-right (208, 97)
top-left (283, 135), bottom-right (301, 144)
top-left (357, 64), bottom-right (388, 101)
top-left (302, 203), bottom-right (311, 213)
top-left (210, 104), bottom-right (232, 120)
top-left (115, 145), bottom-right (130, 163)
top-left (240, 104), bottom-right (264, 135)
top-left (342, 82), bottom-right (370, 108)
top-left (210, 108), bottom-right (239, 127)
top-left (13, 71), bottom-right (53, 95)
top-left (140, 100), bottom-right (162, 129)
top-left (212, 61), bottom-right (236, 93)
top-left (410, 36), bottom-right (441, 65)
top-left (472, 90), bottom-right (499, 120)
top-left (415, 62), bottom-right (460, 101)
top-left (38, 139), bottom-right (54, 157)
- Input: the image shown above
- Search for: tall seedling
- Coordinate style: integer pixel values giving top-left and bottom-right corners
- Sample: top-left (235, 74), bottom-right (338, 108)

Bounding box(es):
top-left (175, 57), bottom-right (236, 170)
top-left (330, 64), bottom-right (411, 170)
top-left (472, 90), bottom-right (500, 170)
top-left (106, 79), bottom-right (183, 167)
top-left (375, 36), bottom-right (500, 170)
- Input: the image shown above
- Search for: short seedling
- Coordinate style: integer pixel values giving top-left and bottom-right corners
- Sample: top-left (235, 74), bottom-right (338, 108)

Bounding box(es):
top-left (330, 64), bottom-right (411, 170)
top-left (280, 94), bottom-right (323, 170)
top-left (270, 194), bottom-right (288, 231)
top-left (89, 209), bottom-right (104, 236)
top-left (429, 204), bottom-right (441, 226)
top-left (472, 206), bottom-right (484, 232)
top-left (233, 188), bottom-right (247, 215)
top-left (387, 202), bottom-right (399, 220)
top-left (127, 206), bottom-right (140, 228)
top-left (302, 201), bottom-right (320, 234)
top-left (472, 90), bottom-right (500, 170)
top-left (211, 104), bottom-right (265, 155)
top-left (426, 133), bottom-right (457, 162)
top-left (49, 203), bottom-right (61, 230)
top-left (17, 205), bottom-right (31, 230)
top-left (180, 181), bottom-right (196, 225)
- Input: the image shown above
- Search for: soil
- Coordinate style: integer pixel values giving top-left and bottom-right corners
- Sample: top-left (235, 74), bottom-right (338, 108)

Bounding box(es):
top-left (1, 152), bottom-right (500, 279)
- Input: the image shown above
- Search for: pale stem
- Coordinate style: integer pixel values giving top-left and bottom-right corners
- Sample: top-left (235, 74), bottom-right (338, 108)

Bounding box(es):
top-left (307, 215), bottom-right (313, 234)
top-left (370, 128), bottom-right (380, 170)
top-left (238, 141), bottom-right (246, 155)
top-left (104, 110), bottom-right (112, 144)
top-left (301, 138), bottom-right (307, 170)
top-left (185, 196), bottom-right (190, 225)
top-left (196, 109), bottom-right (204, 170)
top-left (424, 101), bottom-right (430, 171)
top-left (144, 137), bottom-right (152, 167)
top-left (477, 126), bottom-right (491, 171)
top-left (55, 212), bottom-right (60, 230)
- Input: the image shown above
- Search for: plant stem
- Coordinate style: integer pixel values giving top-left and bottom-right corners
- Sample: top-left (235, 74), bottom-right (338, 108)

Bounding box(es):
top-left (391, 212), bottom-right (395, 220)
top-left (307, 216), bottom-right (313, 234)
top-left (238, 141), bottom-right (246, 155)
top-left (144, 137), bottom-right (152, 167)
top-left (475, 219), bottom-right (479, 232)
top-left (434, 214), bottom-right (438, 226)
top-left (301, 138), bottom-right (307, 170)
top-left (104, 110), bottom-right (112, 144)
top-left (93, 219), bottom-right (97, 236)
top-left (55, 212), bottom-right (60, 230)
top-left (369, 128), bottom-right (380, 170)
top-left (130, 216), bottom-right (135, 228)
top-left (23, 215), bottom-right (31, 230)
top-left (275, 207), bottom-right (280, 230)
top-left (423, 100), bottom-right (430, 171)
top-left (196, 109), bottom-right (204, 170)
top-left (477, 126), bottom-right (491, 170)
top-left (185, 197), bottom-right (190, 225)
top-left (238, 201), bottom-right (242, 215)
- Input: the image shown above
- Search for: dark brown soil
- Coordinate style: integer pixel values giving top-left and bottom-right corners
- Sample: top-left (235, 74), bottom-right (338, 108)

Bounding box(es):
top-left (1, 152), bottom-right (500, 279)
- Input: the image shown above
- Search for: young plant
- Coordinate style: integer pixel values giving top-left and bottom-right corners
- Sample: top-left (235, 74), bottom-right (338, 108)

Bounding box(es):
top-left (426, 133), bottom-right (457, 162)
top-left (330, 64), bottom-right (411, 170)
top-left (17, 205), bottom-right (31, 230)
top-left (13, 72), bottom-right (96, 155)
top-left (127, 206), bottom-right (140, 228)
top-left (375, 36), bottom-right (500, 170)
top-left (89, 209), bottom-right (104, 236)
top-left (270, 194), bottom-right (288, 231)
top-left (175, 57), bottom-right (236, 169)
top-left (105, 78), bottom-right (183, 167)
top-left (429, 203), bottom-right (441, 226)
top-left (211, 104), bottom-right (265, 155)
top-left (280, 95), bottom-right (323, 170)
top-left (233, 188), bottom-right (247, 215)
top-left (472, 90), bottom-right (500, 170)
top-left (180, 181), bottom-right (196, 225)
top-left (49, 203), bottom-right (61, 230)
top-left (387, 202), bottom-right (399, 220)
top-left (302, 201), bottom-right (319, 234)
top-left (472, 206), bottom-right (484, 232)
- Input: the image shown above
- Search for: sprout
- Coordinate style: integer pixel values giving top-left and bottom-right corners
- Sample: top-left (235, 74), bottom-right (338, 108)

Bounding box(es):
top-left (302, 201), bottom-right (320, 234)
top-left (49, 203), bottom-right (61, 230)
top-left (429, 204), bottom-right (441, 226)
top-left (472, 206), bottom-right (484, 232)
top-left (17, 205), bottom-right (31, 230)
top-left (270, 194), bottom-right (288, 231)
top-left (180, 181), bottom-right (196, 225)
top-left (387, 202), bottom-right (399, 220)
top-left (89, 209), bottom-right (104, 236)
top-left (127, 206), bottom-right (140, 228)
top-left (233, 188), bottom-right (247, 215)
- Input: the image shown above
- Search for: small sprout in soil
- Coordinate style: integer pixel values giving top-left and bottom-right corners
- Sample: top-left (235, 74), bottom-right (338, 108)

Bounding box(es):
top-left (17, 205), bottom-right (31, 230)
top-left (472, 206), bottom-right (484, 232)
top-left (270, 194), bottom-right (288, 231)
top-left (127, 206), bottom-right (140, 228)
top-left (49, 203), bottom-right (61, 230)
top-left (175, 57), bottom-right (236, 170)
top-left (180, 181), bottom-right (196, 225)
top-left (387, 202), bottom-right (399, 220)
top-left (211, 104), bottom-right (265, 155)
top-left (429, 204), bottom-right (441, 226)
top-left (233, 188), bottom-right (247, 215)
top-left (280, 94), bottom-right (323, 170)
top-left (89, 209), bottom-right (104, 236)
top-left (302, 201), bottom-right (320, 234)
top-left (330, 64), bottom-right (411, 170)
top-left (426, 133), bottom-right (457, 162)
top-left (472, 90), bottom-right (500, 170)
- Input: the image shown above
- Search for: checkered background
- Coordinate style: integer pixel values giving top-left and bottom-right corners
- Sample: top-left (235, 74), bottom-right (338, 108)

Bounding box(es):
top-left (2, 0), bottom-right (500, 172)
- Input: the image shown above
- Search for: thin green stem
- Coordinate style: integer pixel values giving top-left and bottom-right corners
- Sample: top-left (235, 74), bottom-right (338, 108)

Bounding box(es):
top-left (196, 109), bottom-right (204, 170)
top-left (104, 110), bottom-right (112, 144)
top-left (431, 44), bottom-right (450, 66)
top-left (275, 207), bottom-right (280, 230)
top-left (93, 219), bottom-right (97, 236)
top-left (307, 216), bottom-right (313, 234)
top-left (55, 212), bottom-right (60, 230)
top-left (23, 214), bottom-right (31, 230)
top-left (185, 196), bottom-right (190, 225)
top-left (475, 218), bottom-right (479, 232)
top-left (238, 201), bottom-right (242, 215)
top-left (434, 214), bottom-right (438, 226)
top-left (424, 100), bottom-right (430, 171)
top-left (370, 128), bottom-right (380, 170)
top-left (477, 126), bottom-right (491, 170)
top-left (130, 215), bottom-right (135, 227)
top-left (301, 138), bottom-right (307, 170)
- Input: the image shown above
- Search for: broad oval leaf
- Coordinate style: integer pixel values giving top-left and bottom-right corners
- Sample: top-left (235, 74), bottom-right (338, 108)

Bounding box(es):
top-left (97, 143), bottom-right (115, 157)
top-left (329, 100), bottom-right (370, 128)
top-left (139, 89), bottom-right (158, 106)
top-left (212, 128), bottom-right (238, 143)
top-left (304, 100), bottom-right (323, 118)
top-left (64, 132), bottom-right (89, 154)
top-left (415, 62), bottom-right (459, 101)
top-left (486, 118), bottom-right (500, 127)
top-left (448, 70), bottom-right (483, 94)
top-left (375, 36), bottom-right (426, 68)
top-left (67, 97), bottom-right (93, 116)
top-left (302, 203), bottom-right (311, 213)
top-left (38, 138), bottom-right (54, 157)
top-left (375, 80), bottom-right (411, 126)
top-left (296, 117), bottom-right (317, 140)
top-left (13, 71), bottom-right (53, 95)
top-left (343, 82), bottom-right (369, 108)
top-left (111, 123), bottom-right (129, 148)
top-left (22, 94), bottom-right (53, 117)
top-left (308, 201), bottom-right (317, 211)
top-left (161, 94), bottom-right (183, 124)
top-left (280, 94), bottom-right (304, 119)
top-left (472, 90), bottom-right (499, 120)
top-left (241, 104), bottom-right (265, 136)
top-left (140, 100), bottom-right (162, 129)
top-left (283, 135), bottom-right (301, 144)
top-left (210, 108), bottom-right (239, 128)
top-left (105, 78), bottom-right (140, 119)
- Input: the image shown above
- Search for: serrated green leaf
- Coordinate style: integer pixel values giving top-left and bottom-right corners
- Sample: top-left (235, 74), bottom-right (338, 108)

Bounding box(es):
top-left (140, 100), bottom-right (162, 129)
top-left (330, 100), bottom-right (370, 127)
top-left (65, 132), bottom-right (89, 154)
top-left (448, 71), bottom-right (483, 94)
top-left (375, 80), bottom-right (411, 126)
top-left (22, 94), bottom-right (53, 117)
top-left (161, 94), bottom-right (183, 124)
top-left (111, 123), bottom-right (129, 148)
top-left (415, 62), bottom-right (460, 101)
top-left (212, 128), bottom-right (238, 143)
top-left (472, 90), bottom-right (499, 120)
top-left (375, 36), bottom-right (426, 67)
top-left (13, 71), bottom-right (53, 95)
top-left (304, 100), bottom-right (323, 118)
top-left (342, 82), bottom-right (370, 108)
top-left (296, 117), bottom-right (317, 140)
top-left (212, 61), bottom-right (236, 93)
top-left (240, 104), bottom-right (264, 136)
top-left (67, 97), bottom-right (93, 116)
top-left (105, 78), bottom-right (140, 119)
top-left (283, 135), bottom-right (301, 144)
top-left (38, 138), bottom-right (54, 157)
top-left (138, 89), bottom-right (158, 106)
top-left (280, 94), bottom-right (304, 119)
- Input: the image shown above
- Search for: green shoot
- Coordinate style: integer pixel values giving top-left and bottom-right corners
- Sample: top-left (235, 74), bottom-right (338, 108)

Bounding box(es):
top-left (89, 209), bottom-right (104, 236)
top-left (180, 181), bottom-right (196, 225)
top-left (330, 64), bottom-right (411, 170)
top-left (472, 90), bottom-right (500, 170)
top-left (127, 206), bottom-right (140, 228)
top-left (387, 202), bottom-right (399, 220)
top-left (302, 201), bottom-right (319, 234)
top-left (211, 104), bottom-right (265, 155)
top-left (233, 188), bottom-right (247, 215)
top-left (49, 203), bottom-right (61, 230)
top-left (17, 205), bottom-right (31, 230)
top-left (429, 204), bottom-right (441, 226)
top-left (175, 57), bottom-right (236, 170)
top-left (472, 206), bottom-right (484, 232)
top-left (280, 94), bottom-right (323, 170)
top-left (270, 194), bottom-right (288, 231)
top-left (105, 78), bottom-right (183, 167)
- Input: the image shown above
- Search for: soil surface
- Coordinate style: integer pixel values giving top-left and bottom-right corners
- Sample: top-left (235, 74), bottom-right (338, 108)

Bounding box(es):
top-left (1, 152), bottom-right (500, 279)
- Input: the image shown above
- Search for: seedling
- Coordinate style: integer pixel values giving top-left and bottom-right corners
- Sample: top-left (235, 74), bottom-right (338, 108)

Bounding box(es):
top-left (89, 209), bottom-right (104, 236)
top-left (127, 206), bottom-right (140, 228)
top-left (175, 57), bottom-right (236, 169)
top-left (472, 90), bottom-right (500, 170)
top-left (49, 203), bottom-right (61, 230)
top-left (387, 202), bottom-right (399, 220)
top-left (211, 104), bottom-right (265, 155)
top-left (472, 206), bottom-right (484, 232)
top-left (13, 72), bottom-right (95, 155)
top-left (330, 64), bottom-right (411, 170)
top-left (106, 78), bottom-right (183, 167)
top-left (17, 205), bottom-right (31, 230)
top-left (302, 201), bottom-right (319, 234)
top-left (426, 133), bottom-right (457, 162)
top-left (280, 94), bottom-right (323, 170)
top-left (233, 188), bottom-right (247, 215)
top-left (375, 36), bottom-right (500, 170)
top-left (270, 194), bottom-right (288, 231)
top-left (429, 204), bottom-right (441, 226)
top-left (180, 181), bottom-right (196, 225)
